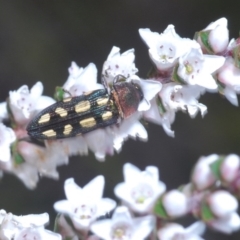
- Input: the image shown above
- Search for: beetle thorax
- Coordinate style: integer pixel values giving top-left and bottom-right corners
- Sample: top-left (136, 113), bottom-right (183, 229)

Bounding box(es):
top-left (112, 82), bottom-right (143, 119)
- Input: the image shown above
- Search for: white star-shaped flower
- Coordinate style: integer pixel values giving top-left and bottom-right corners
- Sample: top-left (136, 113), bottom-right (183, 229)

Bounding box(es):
top-left (114, 163), bottom-right (166, 214)
top-left (0, 211), bottom-right (61, 240)
top-left (102, 46), bottom-right (138, 84)
top-left (63, 62), bottom-right (103, 96)
top-left (9, 82), bottom-right (55, 126)
top-left (54, 177), bottom-right (116, 230)
top-left (143, 98), bottom-right (176, 137)
top-left (158, 221), bottom-right (206, 240)
top-left (177, 48), bottom-right (225, 90)
top-left (160, 83), bottom-right (207, 118)
top-left (139, 25), bottom-right (198, 71)
top-left (91, 206), bottom-right (155, 240)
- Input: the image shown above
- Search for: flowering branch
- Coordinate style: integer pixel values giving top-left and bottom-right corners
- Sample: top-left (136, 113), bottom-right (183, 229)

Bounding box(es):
top-left (0, 17), bottom-right (239, 239)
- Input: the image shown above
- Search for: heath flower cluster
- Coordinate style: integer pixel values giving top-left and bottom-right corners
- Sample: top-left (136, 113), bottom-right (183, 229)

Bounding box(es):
top-left (0, 18), bottom-right (239, 239)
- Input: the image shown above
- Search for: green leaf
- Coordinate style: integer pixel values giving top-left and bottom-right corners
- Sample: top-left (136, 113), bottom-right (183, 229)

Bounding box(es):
top-left (54, 214), bottom-right (61, 233)
top-left (172, 64), bottom-right (186, 84)
top-left (233, 45), bottom-right (240, 69)
top-left (200, 202), bottom-right (215, 222)
top-left (199, 31), bottom-right (214, 54)
top-left (10, 141), bottom-right (25, 165)
top-left (210, 156), bottom-right (225, 180)
top-left (216, 79), bottom-right (226, 95)
top-left (154, 197), bottom-right (169, 219)
top-left (156, 96), bottom-right (166, 115)
top-left (54, 86), bottom-right (66, 101)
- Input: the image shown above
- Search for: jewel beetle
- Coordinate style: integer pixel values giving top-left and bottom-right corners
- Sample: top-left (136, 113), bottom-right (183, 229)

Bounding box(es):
top-left (27, 76), bottom-right (143, 139)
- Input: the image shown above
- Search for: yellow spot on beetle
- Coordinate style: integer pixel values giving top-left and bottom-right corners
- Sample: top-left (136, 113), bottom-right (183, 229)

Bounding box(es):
top-left (42, 129), bottom-right (57, 137)
top-left (63, 124), bottom-right (73, 135)
top-left (55, 107), bottom-right (68, 117)
top-left (75, 101), bottom-right (91, 113)
top-left (80, 117), bottom-right (96, 128)
top-left (38, 113), bottom-right (50, 124)
top-left (97, 97), bottom-right (108, 106)
top-left (63, 97), bottom-right (72, 103)
top-left (102, 111), bottom-right (112, 121)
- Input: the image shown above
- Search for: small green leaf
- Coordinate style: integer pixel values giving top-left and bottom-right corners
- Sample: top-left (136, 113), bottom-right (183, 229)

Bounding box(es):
top-left (200, 202), bottom-right (215, 222)
top-left (54, 214), bottom-right (61, 233)
top-left (233, 45), bottom-right (240, 69)
top-left (154, 197), bottom-right (169, 219)
top-left (210, 156), bottom-right (225, 180)
top-left (54, 86), bottom-right (66, 101)
top-left (216, 79), bottom-right (225, 95)
top-left (156, 96), bottom-right (166, 115)
top-left (10, 141), bottom-right (25, 165)
top-left (14, 153), bottom-right (25, 165)
top-left (199, 31), bottom-right (214, 54)
top-left (172, 64), bottom-right (186, 84)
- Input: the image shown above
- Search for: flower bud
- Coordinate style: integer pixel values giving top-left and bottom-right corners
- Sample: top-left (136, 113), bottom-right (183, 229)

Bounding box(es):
top-left (208, 190), bottom-right (238, 218)
top-left (154, 190), bottom-right (188, 218)
top-left (191, 154), bottom-right (218, 191)
top-left (220, 154), bottom-right (240, 183)
top-left (196, 18), bottom-right (229, 54)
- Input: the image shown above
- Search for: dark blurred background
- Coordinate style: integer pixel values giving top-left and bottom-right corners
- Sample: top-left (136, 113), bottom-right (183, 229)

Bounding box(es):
top-left (0, 1), bottom-right (240, 239)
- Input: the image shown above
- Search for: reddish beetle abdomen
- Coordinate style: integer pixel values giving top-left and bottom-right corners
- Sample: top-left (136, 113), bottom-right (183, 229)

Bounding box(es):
top-left (112, 82), bottom-right (143, 118)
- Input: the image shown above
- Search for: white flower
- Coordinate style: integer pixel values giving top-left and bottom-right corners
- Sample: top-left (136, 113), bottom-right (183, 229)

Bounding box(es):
top-left (177, 48), bottom-right (225, 90)
top-left (139, 25), bottom-right (198, 71)
top-left (112, 113), bottom-right (148, 152)
top-left (0, 210), bottom-right (16, 240)
top-left (103, 46), bottom-right (162, 111)
top-left (217, 57), bottom-right (240, 106)
top-left (9, 82), bottom-right (55, 126)
top-left (63, 62), bottom-right (103, 96)
top-left (114, 163), bottom-right (166, 214)
top-left (54, 177), bottom-right (116, 230)
top-left (158, 221), bottom-right (206, 240)
top-left (1, 160), bottom-right (39, 189)
top-left (102, 46), bottom-right (138, 84)
top-left (17, 141), bottom-right (68, 179)
top-left (209, 212), bottom-right (240, 234)
top-left (0, 102), bottom-right (8, 121)
top-left (84, 128), bottom-right (115, 161)
top-left (198, 18), bottom-right (229, 54)
top-left (14, 228), bottom-right (62, 240)
top-left (0, 139), bottom-right (69, 189)
top-left (0, 123), bottom-right (16, 162)
top-left (143, 98), bottom-right (175, 137)
top-left (0, 211), bottom-right (61, 240)
top-left (134, 78), bottom-right (162, 111)
top-left (191, 154), bottom-right (219, 191)
top-left (160, 83), bottom-right (207, 118)
top-left (162, 190), bottom-right (188, 218)
top-left (90, 206), bottom-right (155, 240)
top-left (46, 136), bottom-right (88, 157)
